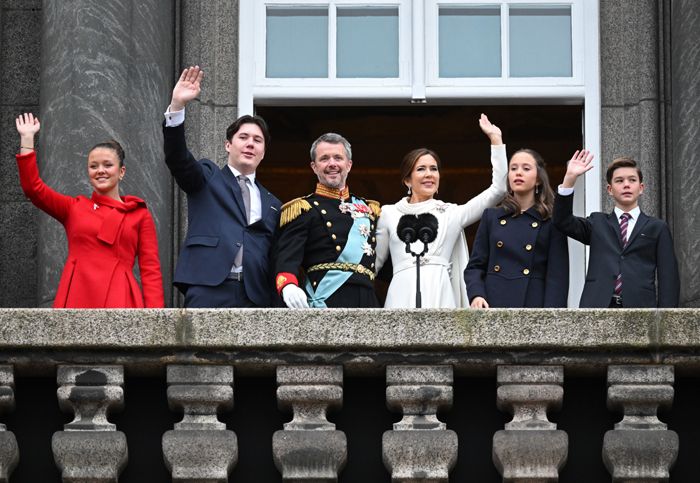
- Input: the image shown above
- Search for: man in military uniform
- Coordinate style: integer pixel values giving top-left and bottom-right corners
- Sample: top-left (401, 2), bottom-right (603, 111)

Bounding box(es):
top-left (275, 133), bottom-right (380, 308)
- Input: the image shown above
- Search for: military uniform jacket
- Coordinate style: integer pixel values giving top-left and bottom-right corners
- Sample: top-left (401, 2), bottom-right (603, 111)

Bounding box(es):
top-left (275, 184), bottom-right (379, 296)
top-left (464, 206), bottom-right (569, 307)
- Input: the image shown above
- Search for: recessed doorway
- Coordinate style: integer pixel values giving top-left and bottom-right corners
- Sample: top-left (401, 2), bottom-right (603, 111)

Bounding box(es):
top-left (256, 104), bottom-right (582, 245)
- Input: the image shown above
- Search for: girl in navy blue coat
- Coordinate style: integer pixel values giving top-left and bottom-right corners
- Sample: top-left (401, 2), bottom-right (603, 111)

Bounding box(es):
top-left (464, 149), bottom-right (569, 308)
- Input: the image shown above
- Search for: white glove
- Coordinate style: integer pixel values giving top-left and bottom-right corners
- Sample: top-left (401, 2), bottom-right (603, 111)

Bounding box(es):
top-left (282, 284), bottom-right (309, 308)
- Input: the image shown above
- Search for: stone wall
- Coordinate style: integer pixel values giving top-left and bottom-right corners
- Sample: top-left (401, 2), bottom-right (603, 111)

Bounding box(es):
top-left (0, 0), bottom-right (41, 307)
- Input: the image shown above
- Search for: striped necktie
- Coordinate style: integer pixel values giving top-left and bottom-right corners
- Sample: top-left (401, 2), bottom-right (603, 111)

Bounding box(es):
top-left (614, 213), bottom-right (631, 296)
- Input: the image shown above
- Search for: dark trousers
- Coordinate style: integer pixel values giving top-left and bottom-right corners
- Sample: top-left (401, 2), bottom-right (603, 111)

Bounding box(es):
top-left (323, 284), bottom-right (380, 308)
top-left (184, 280), bottom-right (259, 308)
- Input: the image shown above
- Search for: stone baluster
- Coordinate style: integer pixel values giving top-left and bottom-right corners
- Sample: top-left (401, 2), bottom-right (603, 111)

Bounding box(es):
top-left (492, 365), bottom-right (568, 482)
top-left (272, 365), bottom-right (346, 482)
top-left (0, 366), bottom-right (18, 482)
top-left (52, 365), bottom-right (127, 482)
top-left (382, 365), bottom-right (457, 482)
top-left (162, 365), bottom-right (237, 482)
top-left (602, 365), bottom-right (678, 482)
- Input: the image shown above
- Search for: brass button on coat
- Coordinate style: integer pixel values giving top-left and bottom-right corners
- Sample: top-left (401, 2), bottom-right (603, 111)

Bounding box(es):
top-left (523, 268), bottom-right (530, 275)
top-left (496, 241), bottom-right (504, 248)
top-left (321, 209), bottom-right (327, 214)
top-left (525, 244), bottom-right (532, 251)
top-left (500, 219), bottom-right (507, 225)
top-left (335, 245), bottom-right (341, 252)
top-left (332, 234), bottom-right (337, 240)
top-left (326, 221), bottom-right (332, 227)
top-left (531, 221), bottom-right (539, 228)
top-left (313, 201), bottom-right (319, 206)
top-left (494, 265), bottom-right (501, 272)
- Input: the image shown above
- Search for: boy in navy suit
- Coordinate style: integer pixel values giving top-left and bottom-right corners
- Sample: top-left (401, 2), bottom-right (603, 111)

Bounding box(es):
top-left (553, 151), bottom-right (679, 308)
top-left (163, 66), bottom-right (281, 307)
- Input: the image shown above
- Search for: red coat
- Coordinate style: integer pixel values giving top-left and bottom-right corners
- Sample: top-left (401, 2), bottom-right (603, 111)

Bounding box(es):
top-left (16, 151), bottom-right (164, 308)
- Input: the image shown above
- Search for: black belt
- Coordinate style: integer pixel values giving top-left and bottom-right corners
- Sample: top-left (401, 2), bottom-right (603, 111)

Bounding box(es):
top-left (227, 272), bottom-right (244, 281)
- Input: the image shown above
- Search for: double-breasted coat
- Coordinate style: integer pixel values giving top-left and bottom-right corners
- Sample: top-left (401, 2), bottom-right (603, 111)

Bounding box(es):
top-left (464, 206), bottom-right (569, 307)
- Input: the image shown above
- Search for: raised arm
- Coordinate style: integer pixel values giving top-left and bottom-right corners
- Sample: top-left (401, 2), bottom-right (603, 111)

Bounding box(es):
top-left (15, 113), bottom-right (73, 221)
top-left (163, 66), bottom-right (208, 194)
top-left (561, 149), bottom-right (594, 189)
top-left (552, 150), bottom-right (595, 244)
top-left (455, 114), bottom-right (508, 228)
top-left (169, 66), bottom-right (204, 111)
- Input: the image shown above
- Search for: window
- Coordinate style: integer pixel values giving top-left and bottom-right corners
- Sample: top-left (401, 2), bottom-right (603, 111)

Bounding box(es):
top-left (240, 0), bottom-right (600, 307)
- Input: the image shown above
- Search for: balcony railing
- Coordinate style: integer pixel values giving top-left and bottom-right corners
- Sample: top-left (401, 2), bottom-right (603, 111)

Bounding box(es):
top-left (0, 308), bottom-right (697, 482)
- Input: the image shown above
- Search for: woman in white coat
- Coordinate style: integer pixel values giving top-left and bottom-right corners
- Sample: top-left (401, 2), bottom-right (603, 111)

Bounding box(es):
top-left (375, 114), bottom-right (507, 308)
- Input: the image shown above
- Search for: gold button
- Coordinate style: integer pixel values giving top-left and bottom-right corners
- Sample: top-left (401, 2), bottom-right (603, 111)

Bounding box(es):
top-left (312, 281), bottom-right (317, 287)
top-left (523, 268), bottom-right (530, 275)
top-left (500, 219), bottom-right (507, 225)
top-left (494, 265), bottom-right (501, 272)
top-left (336, 245), bottom-right (341, 252)
top-left (531, 222), bottom-right (538, 228)
top-left (321, 209), bottom-right (327, 214)
top-left (371, 224), bottom-right (375, 229)
top-left (332, 234), bottom-right (337, 240)
top-left (372, 237), bottom-right (376, 242)
top-left (326, 221), bottom-right (332, 228)
top-left (496, 241), bottom-right (504, 248)
top-left (371, 263), bottom-right (375, 268)
top-left (525, 244), bottom-right (532, 251)
top-left (313, 201), bottom-right (319, 206)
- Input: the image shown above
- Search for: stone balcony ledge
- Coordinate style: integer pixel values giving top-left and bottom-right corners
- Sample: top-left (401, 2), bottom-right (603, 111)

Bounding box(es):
top-left (0, 308), bottom-right (698, 376)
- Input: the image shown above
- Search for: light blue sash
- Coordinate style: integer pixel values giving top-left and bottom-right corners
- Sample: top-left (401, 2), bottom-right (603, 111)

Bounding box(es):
top-left (305, 197), bottom-right (371, 307)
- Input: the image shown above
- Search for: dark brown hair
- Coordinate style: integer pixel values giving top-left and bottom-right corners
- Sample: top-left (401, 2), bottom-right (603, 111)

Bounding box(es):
top-left (90, 139), bottom-right (125, 167)
top-left (400, 148), bottom-right (441, 189)
top-left (500, 148), bottom-right (555, 220)
top-left (605, 156), bottom-right (643, 184)
top-left (226, 114), bottom-right (271, 148)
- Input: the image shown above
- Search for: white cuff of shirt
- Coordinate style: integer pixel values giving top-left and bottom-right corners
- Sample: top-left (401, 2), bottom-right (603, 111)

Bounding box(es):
top-left (557, 185), bottom-right (574, 196)
top-left (164, 106), bottom-right (185, 127)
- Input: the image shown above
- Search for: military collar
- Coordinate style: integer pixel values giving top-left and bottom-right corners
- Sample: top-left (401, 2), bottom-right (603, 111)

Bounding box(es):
top-left (315, 183), bottom-right (350, 200)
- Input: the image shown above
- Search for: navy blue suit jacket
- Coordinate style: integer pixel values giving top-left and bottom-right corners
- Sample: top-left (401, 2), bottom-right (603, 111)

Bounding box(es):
top-left (553, 193), bottom-right (679, 308)
top-left (164, 122), bottom-right (281, 307)
top-left (464, 207), bottom-right (569, 308)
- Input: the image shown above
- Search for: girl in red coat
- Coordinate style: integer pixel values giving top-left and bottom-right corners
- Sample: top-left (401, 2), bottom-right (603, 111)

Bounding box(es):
top-left (15, 113), bottom-right (164, 308)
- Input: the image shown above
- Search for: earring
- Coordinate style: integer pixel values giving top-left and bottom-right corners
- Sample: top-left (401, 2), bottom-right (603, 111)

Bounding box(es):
top-left (407, 186), bottom-right (411, 195)
top-left (535, 185), bottom-right (539, 195)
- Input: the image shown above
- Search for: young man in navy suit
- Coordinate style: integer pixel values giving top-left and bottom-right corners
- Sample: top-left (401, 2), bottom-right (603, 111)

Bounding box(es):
top-left (163, 66), bottom-right (281, 307)
top-left (553, 151), bottom-right (679, 308)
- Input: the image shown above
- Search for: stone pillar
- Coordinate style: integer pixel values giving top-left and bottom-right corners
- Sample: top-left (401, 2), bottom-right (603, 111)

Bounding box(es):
top-left (382, 365), bottom-right (457, 482)
top-left (671, 0), bottom-right (700, 307)
top-left (162, 365), bottom-right (237, 482)
top-left (37, 1), bottom-right (174, 306)
top-left (273, 365), bottom-right (347, 482)
top-left (599, 0), bottom-right (667, 215)
top-left (492, 365), bottom-right (568, 482)
top-left (52, 365), bottom-right (127, 482)
top-left (0, 366), bottom-right (19, 481)
top-left (603, 365), bottom-right (678, 482)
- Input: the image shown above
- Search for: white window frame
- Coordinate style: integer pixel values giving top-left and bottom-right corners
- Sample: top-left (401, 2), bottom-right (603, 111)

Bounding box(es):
top-left (424, 0), bottom-right (585, 100)
top-left (238, 0), bottom-right (601, 307)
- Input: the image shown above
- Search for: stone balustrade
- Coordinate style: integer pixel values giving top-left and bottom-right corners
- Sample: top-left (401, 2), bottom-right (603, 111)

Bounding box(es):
top-left (0, 308), bottom-right (697, 481)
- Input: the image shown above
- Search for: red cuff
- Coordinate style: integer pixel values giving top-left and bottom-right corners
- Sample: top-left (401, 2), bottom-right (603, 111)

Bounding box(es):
top-left (276, 272), bottom-right (299, 295)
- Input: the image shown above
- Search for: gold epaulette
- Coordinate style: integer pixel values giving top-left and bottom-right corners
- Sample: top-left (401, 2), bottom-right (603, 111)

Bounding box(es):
top-left (280, 197), bottom-right (312, 227)
top-left (366, 199), bottom-right (381, 218)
